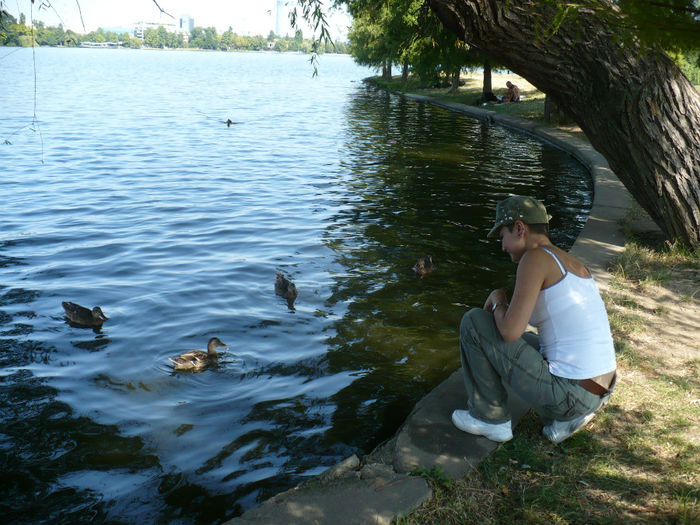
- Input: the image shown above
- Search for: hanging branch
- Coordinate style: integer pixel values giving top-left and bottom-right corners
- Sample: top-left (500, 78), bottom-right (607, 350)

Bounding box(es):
top-left (151, 0), bottom-right (175, 20)
top-left (291, 0), bottom-right (335, 76)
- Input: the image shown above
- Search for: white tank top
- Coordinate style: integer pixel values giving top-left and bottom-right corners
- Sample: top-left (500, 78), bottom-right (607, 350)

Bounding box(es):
top-left (529, 248), bottom-right (616, 379)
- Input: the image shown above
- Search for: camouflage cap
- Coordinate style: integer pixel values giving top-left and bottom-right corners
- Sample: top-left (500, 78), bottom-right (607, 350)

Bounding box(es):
top-left (487, 195), bottom-right (552, 238)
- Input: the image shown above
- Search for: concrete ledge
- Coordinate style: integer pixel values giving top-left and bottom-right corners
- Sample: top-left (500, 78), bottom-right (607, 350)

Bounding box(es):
top-left (225, 471), bottom-right (432, 525)
top-left (392, 370), bottom-right (529, 478)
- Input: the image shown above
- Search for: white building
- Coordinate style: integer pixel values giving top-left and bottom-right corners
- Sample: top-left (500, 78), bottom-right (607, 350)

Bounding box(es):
top-left (134, 21), bottom-right (177, 39)
top-left (275, 0), bottom-right (292, 37)
top-left (134, 15), bottom-right (192, 42)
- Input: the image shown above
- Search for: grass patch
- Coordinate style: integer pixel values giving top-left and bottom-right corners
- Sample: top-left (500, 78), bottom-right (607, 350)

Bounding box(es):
top-left (401, 385), bottom-right (699, 524)
top-left (370, 74), bottom-right (553, 123)
top-left (612, 242), bottom-right (699, 286)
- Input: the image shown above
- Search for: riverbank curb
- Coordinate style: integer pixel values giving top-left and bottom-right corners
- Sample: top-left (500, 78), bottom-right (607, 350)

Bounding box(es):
top-left (225, 88), bottom-right (635, 525)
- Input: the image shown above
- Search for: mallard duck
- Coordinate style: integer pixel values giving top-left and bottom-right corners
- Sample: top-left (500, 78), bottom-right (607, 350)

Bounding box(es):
top-left (169, 337), bottom-right (227, 372)
top-left (62, 301), bottom-right (109, 327)
top-left (413, 255), bottom-right (434, 276)
top-left (275, 273), bottom-right (298, 303)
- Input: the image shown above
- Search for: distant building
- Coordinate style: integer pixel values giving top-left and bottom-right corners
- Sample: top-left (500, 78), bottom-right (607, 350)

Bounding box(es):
top-left (134, 21), bottom-right (177, 39)
top-left (276, 0), bottom-right (291, 37)
top-left (134, 19), bottom-right (190, 43)
top-left (179, 15), bottom-right (194, 33)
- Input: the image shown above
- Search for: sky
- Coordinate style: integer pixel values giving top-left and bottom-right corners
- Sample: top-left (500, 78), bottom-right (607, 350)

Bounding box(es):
top-left (6, 0), bottom-right (352, 40)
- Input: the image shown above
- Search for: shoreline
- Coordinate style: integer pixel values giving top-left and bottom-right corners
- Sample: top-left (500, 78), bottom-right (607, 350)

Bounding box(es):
top-left (225, 80), bottom-right (636, 524)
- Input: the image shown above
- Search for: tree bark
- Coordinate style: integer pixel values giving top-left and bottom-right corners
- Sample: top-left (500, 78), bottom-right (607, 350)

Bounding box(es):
top-left (481, 59), bottom-right (496, 102)
top-left (428, 0), bottom-right (700, 246)
top-left (401, 62), bottom-right (409, 83)
top-left (382, 59), bottom-right (393, 80)
top-left (448, 67), bottom-right (461, 93)
top-left (544, 94), bottom-right (564, 124)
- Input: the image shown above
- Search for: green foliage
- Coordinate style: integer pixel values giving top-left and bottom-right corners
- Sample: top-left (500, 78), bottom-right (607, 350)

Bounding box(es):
top-left (412, 465), bottom-right (454, 492)
top-left (616, 0), bottom-right (700, 56)
top-left (188, 26), bottom-right (219, 50)
top-left (672, 50), bottom-right (700, 84)
top-left (537, 0), bottom-right (700, 63)
top-left (348, 0), bottom-right (484, 84)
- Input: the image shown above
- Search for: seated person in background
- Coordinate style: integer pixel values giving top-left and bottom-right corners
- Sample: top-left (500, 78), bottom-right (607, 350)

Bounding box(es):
top-left (501, 81), bottom-right (520, 103)
top-left (452, 195), bottom-right (617, 444)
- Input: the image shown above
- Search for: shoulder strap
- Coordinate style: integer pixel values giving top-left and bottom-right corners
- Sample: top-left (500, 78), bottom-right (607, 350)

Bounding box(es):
top-left (541, 247), bottom-right (567, 275)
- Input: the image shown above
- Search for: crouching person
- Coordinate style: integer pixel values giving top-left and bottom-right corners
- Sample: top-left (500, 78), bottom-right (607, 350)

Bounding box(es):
top-left (452, 196), bottom-right (616, 443)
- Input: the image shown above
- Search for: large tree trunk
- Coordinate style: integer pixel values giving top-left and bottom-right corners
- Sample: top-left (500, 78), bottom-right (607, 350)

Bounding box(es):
top-left (428, 0), bottom-right (700, 246)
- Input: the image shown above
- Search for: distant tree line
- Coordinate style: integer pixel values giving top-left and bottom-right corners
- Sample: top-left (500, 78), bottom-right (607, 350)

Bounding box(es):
top-left (0, 12), bottom-right (350, 54)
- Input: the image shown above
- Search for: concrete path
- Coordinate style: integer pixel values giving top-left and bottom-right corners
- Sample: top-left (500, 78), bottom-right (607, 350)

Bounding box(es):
top-left (225, 93), bottom-right (634, 525)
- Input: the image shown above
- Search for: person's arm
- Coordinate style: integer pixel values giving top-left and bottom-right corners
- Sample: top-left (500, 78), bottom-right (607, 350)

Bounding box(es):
top-left (484, 250), bottom-right (548, 342)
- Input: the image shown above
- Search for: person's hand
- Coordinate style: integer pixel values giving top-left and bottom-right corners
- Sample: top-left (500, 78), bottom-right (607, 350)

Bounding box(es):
top-left (484, 289), bottom-right (509, 312)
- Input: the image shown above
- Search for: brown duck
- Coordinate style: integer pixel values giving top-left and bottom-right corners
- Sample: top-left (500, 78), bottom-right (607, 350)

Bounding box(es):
top-left (62, 301), bottom-right (109, 327)
top-left (275, 273), bottom-right (298, 303)
top-left (169, 337), bottom-right (227, 372)
top-left (413, 255), bottom-right (434, 276)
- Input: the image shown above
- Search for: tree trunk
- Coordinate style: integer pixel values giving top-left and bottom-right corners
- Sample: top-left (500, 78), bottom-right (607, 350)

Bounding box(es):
top-left (401, 62), bottom-right (409, 83)
top-left (544, 94), bottom-right (560, 123)
top-left (482, 59), bottom-right (497, 102)
top-left (382, 59), bottom-right (393, 80)
top-left (428, 0), bottom-right (700, 246)
top-left (448, 67), bottom-right (460, 93)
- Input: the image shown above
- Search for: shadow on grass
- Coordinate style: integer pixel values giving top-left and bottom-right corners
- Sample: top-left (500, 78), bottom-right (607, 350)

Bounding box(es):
top-left (402, 407), bottom-right (699, 524)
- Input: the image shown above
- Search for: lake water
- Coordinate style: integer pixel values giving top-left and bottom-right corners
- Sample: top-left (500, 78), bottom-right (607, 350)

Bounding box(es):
top-left (0, 48), bottom-right (592, 523)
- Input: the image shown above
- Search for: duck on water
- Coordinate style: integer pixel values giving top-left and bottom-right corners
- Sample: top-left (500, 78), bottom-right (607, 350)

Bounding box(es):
top-left (62, 301), bottom-right (109, 328)
top-left (413, 255), bottom-right (434, 276)
top-left (275, 273), bottom-right (298, 304)
top-left (169, 337), bottom-right (227, 372)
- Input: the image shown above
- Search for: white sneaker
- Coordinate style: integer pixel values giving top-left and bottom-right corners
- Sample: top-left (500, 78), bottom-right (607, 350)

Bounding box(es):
top-left (451, 409), bottom-right (513, 442)
top-left (542, 412), bottom-right (596, 443)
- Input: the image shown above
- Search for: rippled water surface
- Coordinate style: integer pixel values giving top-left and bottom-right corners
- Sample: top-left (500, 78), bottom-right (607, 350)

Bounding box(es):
top-left (0, 47), bottom-right (592, 522)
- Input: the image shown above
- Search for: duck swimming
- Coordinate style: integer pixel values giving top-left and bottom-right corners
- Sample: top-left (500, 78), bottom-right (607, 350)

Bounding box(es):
top-left (169, 337), bottom-right (227, 372)
top-left (275, 273), bottom-right (298, 303)
top-left (413, 255), bottom-right (434, 276)
top-left (62, 301), bottom-right (109, 327)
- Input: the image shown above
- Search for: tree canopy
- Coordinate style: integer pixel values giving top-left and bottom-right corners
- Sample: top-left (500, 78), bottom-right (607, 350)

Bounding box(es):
top-left (347, 0), bottom-right (485, 86)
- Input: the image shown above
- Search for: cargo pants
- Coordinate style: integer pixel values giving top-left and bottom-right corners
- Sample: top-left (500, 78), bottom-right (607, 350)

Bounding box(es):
top-left (459, 308), bottom-right (610, 424)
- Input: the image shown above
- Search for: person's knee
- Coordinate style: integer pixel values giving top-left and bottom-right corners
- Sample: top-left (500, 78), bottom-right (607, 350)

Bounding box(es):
top-left (461, 307), bottom-right (482, 325)
top-left (460, 307), bottom-right (489, 336)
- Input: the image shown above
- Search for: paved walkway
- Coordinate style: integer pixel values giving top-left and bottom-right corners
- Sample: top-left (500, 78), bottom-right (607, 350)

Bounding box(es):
top-left (225, 92), bottom-right (635, 525)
